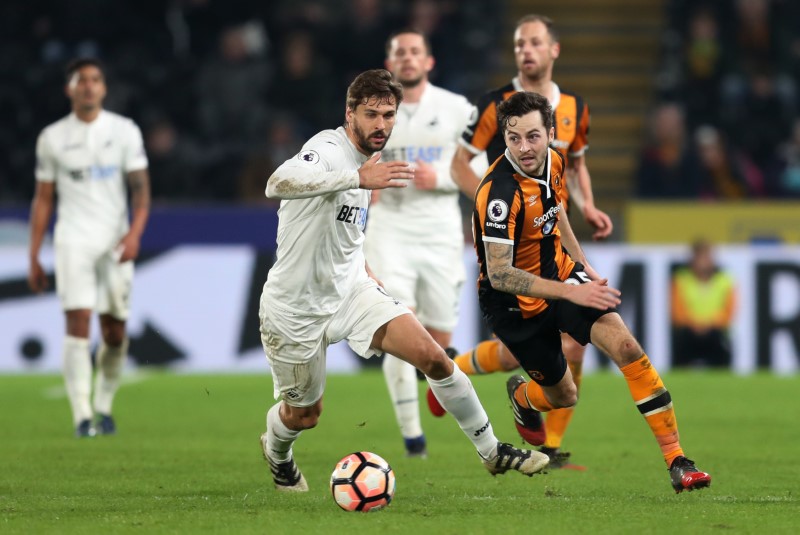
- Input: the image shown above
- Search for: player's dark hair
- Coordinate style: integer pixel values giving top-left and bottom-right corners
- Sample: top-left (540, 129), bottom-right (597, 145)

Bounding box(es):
top-left (385, 28), bottom-right (433, 56)
top-left (497, 91), bottom-right (554, 133)
top-left (64, 58), bottom-right (105, 82)
top-left (515, 14), bottom-right (559, 43)
top-left (346, 69), bottom-right (404, 111)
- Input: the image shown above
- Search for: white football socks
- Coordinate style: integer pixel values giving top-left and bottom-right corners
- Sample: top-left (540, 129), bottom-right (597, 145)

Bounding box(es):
top-left (265, 403), bottom-right (301, 463)
top-left (382, 353), bottom-right (423, 439)
top-left (93, 338), bottom-right (128, 416)
top-left (427, 366), bottom-right (499, 459)
top-left (63, 335), bottom-right (93, 425)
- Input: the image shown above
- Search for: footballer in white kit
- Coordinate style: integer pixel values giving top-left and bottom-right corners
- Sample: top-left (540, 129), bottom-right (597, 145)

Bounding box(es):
top-left (28, 58), bottom-right (151, 438)
top-left (365, 83), bottom-right (471, 335)
top-left (362, 30), bottom-right (481, 458)
top-left (260, 125), bottom-right (413, 406)
top-left (258, 69), bottom-right (548, 493)
top-left (37, 109), bottom-right (147, 312)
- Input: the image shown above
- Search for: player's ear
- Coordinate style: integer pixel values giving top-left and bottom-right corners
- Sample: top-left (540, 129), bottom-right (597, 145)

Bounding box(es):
top-left (549, 126), bottom-right (555, 143)
top-left (425, 55), bottom-right (435, 73)
top-left (97, 79), bottom-right (107, 102)
top-left (551, 41), bottom-right (561, 60)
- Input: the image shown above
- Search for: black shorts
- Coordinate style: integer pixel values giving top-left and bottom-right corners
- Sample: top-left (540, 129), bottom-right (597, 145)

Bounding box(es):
top-left (478, 263), bottom-right (616, 386)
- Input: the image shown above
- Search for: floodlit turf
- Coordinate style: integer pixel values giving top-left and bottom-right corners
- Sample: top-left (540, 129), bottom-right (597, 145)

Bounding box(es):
top-left (1, 370), bottom-right (798, 534)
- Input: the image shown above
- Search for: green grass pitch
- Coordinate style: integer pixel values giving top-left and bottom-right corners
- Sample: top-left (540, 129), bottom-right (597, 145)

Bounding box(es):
top-left (1, 370), bottom-right (798, 534)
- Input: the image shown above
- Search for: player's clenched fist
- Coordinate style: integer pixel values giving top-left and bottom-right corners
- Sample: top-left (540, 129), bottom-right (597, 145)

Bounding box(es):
top-left (358, 152), bottom-right (414, 190)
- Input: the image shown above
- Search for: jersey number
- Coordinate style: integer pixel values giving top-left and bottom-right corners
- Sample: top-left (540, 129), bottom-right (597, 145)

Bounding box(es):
top-left (565, 271), bottom-right (591, 285)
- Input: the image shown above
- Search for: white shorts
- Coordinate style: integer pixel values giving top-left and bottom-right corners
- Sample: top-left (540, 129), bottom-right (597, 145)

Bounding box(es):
top-left (364, 238), bottom-right (465, 332)
top-left (260, 277), bottom-right (410, 406)
top-left (54, 244), bottom-right (134, 319)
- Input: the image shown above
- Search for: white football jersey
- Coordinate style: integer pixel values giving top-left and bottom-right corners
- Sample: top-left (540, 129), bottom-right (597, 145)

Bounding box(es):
top-left (366, 83), bottom-right (474, 245)
top-left (35, 110), bottom-right (148, 250)
top-left (263, 127), bottom-right (371, 316)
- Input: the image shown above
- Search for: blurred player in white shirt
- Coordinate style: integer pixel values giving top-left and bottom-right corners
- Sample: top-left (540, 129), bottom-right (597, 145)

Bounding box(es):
top-left (259, 69), bottom-right (548, 492)
top-left (28, 58), bottom-right (151, 438)
top-left (363, 30), bottom-right (476, 457)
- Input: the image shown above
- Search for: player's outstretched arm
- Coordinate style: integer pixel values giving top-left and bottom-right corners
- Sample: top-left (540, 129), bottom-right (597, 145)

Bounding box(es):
top-left (484, 241), bottom-right (619, 311)
top-left (28, 181), bottom-right (54, 293)
top-left (266, 153), bottom-right (412, 200)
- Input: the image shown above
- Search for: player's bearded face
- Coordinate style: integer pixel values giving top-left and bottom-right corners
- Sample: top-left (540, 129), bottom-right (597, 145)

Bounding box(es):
top-left (386, 33), bottom-right (433, 88)
top-left (514, 21), bottom-right (558, 81)
top-left (348, 97), bottom-right (398, 153)
top-left (503, 111), bottom-right (553, 176)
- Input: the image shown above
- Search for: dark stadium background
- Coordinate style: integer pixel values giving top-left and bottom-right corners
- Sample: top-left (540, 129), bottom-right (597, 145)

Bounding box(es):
top-left (1, 0), bottom-right (799, 374)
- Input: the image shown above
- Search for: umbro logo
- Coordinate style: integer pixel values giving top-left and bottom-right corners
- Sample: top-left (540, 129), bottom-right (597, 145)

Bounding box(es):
top-left (528, 194), bottom-right (538, 206)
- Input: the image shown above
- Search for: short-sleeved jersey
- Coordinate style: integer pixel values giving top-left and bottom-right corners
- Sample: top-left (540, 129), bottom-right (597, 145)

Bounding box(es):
top-left (460, 78), bottom-right (590, 208)
top-left (366, 83), bottom-right (474, 244)
top-left (263, 126), bottom-right (372, 316)
top-left (473, 147), bottom-right (576, 318)
top-left (35, 110), bottom-right (148, 250)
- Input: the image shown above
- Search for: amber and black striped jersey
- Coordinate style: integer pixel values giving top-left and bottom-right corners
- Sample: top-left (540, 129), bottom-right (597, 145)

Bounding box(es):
top-left (473, 147), bottom-right (576, 318)
top-left (460, 78), bottom-right (590, 208)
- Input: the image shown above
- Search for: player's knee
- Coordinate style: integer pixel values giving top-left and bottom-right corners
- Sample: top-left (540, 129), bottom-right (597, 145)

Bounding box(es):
top-left (282, 398), bottom-right (322, 428)
top-left (554, 382), bottom-right (578, 408)
top-left (498, 345), bottom-right (519, 371)
top-left (417, 346), bottom-right (452, 380)
top-left (617, 337), bottom-right (644, 366)
top-left (286, 405), bottom-right (322, 430)
top-left (297, 413), bottom-right (320, 429)
top-left (562, 337), bottom-right (585, 362)
top-left (103, 328), bottom-right (126, 348)
top-left (66, 311), bottom-right (91, 337)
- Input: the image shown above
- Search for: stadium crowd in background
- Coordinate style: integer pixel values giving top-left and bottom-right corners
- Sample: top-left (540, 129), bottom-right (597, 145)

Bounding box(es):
top-left (0, 0), bottom-right (503, 202)
top-left (646, 0), bottom-right (800, 198)
top-left (1, 0), bottom-right (798, 204)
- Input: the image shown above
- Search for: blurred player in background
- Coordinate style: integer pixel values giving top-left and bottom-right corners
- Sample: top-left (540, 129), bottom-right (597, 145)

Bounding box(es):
top-left (28, 58), bottom-right (151, 437)
top-left (363, 29), bottom-right (476, 458)
top-left (475, 91), bottom-right (710, 493)
top-left (429, 14), bottom-right (613, 468)
top-left (259, 69), bottom-right (548, 492)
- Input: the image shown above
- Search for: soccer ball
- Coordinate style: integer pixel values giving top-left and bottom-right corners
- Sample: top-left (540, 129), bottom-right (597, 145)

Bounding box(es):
top-left (330, 451), bottom-right (396, 512)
